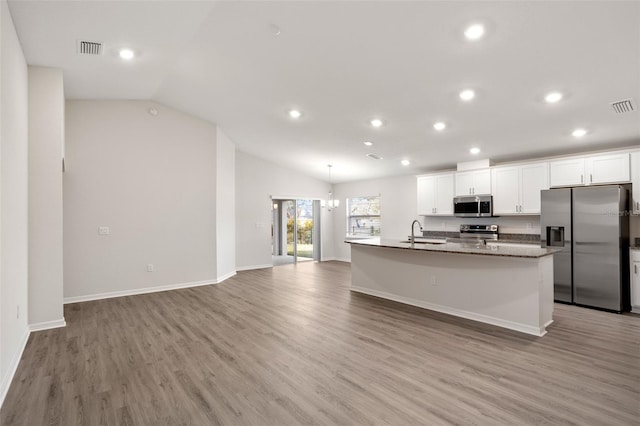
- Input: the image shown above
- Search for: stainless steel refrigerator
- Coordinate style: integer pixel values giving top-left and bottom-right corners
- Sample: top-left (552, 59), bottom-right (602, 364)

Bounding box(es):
top-left (541, 185), bottom-right (630, 312)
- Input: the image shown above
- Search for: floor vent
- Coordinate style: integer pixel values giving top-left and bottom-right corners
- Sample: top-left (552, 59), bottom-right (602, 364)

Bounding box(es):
top-left (366, 153), bottom-right (384, 160)
top-left (77, 40), bottom-right (103, 55)
top-left (610, 98), bottom-right (634, 114)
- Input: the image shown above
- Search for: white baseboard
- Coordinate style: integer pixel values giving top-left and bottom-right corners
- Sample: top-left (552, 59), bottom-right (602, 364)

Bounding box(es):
top-left (29, 318), bottom-right (67, 332)
top-left (236, 264), bottom-right (273, 271)
top-left (0, 328), bottom-right (30, 408)
top-left (64, 279), bottom-right (219, 304)
top-left (216, 270), bottom-right (236, 283)
top-left (351, 286), bottom-right (547, 337)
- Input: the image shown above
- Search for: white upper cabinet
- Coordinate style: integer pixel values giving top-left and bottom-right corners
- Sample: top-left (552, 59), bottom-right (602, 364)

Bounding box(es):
top-left (454, 169), bottom-right (491, 196)
top-left (417, 175), bottom-right (436, 215)
top-left (549, 153), bottom-right (630, 187)
top-left (588, 153), bottom-right (630, 185)
top-left (417, 173), bottom-right (454, 216)
top-left (491, 162), bottom-right (549, 215)
top-left (549, 158), bottom-right (586, 187)
top-left (632, 151), bottom-right (640, 214)
top-left (520, 162), bottom-right (550, 214)
top-left (491, 166), bottom-right (519, 214)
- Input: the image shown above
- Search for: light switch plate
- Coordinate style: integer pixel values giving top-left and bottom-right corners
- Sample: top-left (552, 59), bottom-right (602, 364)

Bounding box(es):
top-left (98, 226), bottom-right (110, 236)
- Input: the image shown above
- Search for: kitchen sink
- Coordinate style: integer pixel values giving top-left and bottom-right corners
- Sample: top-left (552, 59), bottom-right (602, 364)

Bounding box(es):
top-left (400, 239), bottom-right (447, 245)
top-left (485, 242), bottom-right (540, 248)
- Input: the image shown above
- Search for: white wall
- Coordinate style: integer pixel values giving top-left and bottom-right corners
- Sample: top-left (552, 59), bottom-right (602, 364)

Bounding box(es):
top-left (28, 66), bottom-right (65, 328)
top-left (215, 127), bottom-right (236, 280)
top-left (332, 174), bottom-right (418, 261)
top-left (1, 0), bottom-right (30, 405)
top-left (64, 100), bottom-right (221, 301)
top-left (235, 150), bottom-right (332, 269)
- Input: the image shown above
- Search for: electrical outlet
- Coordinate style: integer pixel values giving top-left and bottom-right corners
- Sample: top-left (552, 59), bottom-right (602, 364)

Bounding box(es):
top-left (147, 264), bottom-right (154, 272)
top-left (526, 223), bottom-right (532, 230)
top-left (430, 276), bottom-right (437, 286)
top-left (98, 226), bottom-right (110, 236)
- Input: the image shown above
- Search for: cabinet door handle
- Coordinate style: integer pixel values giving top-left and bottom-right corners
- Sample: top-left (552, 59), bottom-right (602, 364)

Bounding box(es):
top-left (581, 174), bottom-right (583, 184)
top-left (637, 201), bottom-right (639, 211)
top-left (635, 264), bottom-right (638, 274)
top-left (434, 208), bottom-right (437, 214)
top-left (590, 174), bottom-right (593, 183)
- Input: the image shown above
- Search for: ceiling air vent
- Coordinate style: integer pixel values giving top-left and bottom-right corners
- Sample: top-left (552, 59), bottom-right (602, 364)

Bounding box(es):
top-left (77, 40), bottom-right (103, 55)
top-left (366, 153), bottom-right (384, 160)
top-left (610, 98), bottom-right (634, 114)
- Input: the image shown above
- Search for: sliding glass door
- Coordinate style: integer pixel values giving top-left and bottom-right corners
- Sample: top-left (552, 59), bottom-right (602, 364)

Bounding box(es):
top-left (272, 198), bottom-right (320, 266)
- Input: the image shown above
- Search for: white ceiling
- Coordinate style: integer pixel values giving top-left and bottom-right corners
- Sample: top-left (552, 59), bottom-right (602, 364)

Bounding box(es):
top-left (9, 1), bottom-right (640, 183)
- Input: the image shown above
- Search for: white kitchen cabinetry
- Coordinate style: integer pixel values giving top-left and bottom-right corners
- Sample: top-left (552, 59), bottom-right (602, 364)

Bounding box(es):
top-left (455, 169), bottom-right (491, 196)
top-left (589, 153), bottom-right (630, 184)
top-left (631, 151), bottom-right (640, 214)
top-left (549, 153), bottom-right (630, 188)
top-left (549, 158), bottom-right (585, 187)
top-left (492, 162), bottom-right (549, 214)
top-left (631, 249), bottom-right (640, 313)
top-left (417, 173), bottom-right (454, 216)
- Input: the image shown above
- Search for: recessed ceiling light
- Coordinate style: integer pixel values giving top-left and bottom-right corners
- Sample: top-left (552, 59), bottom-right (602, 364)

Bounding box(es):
top-left (289, 109), bottom-right (302, 119)
top-left (363, 141), bottom-right (373, 146)
top-left (464, 24), bottom-right (485, 40)
top-left (119, 48), bottom-right (135, 60)
top-left (433, 122), bottom-right (446, 131)
top-left (370, 118), bottom-right (383, 128)
top-left (269, 24), bottom-right (281, 36)
top-left (401, 159), bottom-right (411, 166)
top-left (459, 90), bottom-right (475, 101)
top-left (545, 92), bottom-right (563, 103)
top-left (572, 128), bottom-right (587, 138)
top-left (470, 147), bottom-right (481, 155)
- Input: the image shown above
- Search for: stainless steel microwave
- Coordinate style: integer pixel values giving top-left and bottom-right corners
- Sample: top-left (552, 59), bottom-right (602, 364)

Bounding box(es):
top-left (453, 195), bottom-right (493, 217)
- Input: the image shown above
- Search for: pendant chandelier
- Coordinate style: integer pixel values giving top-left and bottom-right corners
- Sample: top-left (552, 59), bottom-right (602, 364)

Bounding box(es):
top-left (323, 164), bottom-right (340, 211)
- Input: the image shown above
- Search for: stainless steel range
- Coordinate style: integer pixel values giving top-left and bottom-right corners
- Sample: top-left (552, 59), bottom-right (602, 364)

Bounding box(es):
top-left (459, 224), bottom-right (499, 242)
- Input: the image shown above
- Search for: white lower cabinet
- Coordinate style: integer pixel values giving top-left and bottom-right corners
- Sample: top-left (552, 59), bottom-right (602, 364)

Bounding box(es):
top-left (417, 173), bottom-right (454, 216)
top-left (491, 162), bottom-right (549, 215)
top-left (631, 250), bottom-right (640, 313)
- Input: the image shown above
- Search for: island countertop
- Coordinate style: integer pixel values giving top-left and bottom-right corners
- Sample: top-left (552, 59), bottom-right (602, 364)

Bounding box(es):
top-left (346, 238), bottom-right (560, 258)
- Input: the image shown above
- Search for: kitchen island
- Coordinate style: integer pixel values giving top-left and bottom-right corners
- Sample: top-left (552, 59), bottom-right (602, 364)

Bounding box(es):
top-left (347, 239), bottom-right (559, 336)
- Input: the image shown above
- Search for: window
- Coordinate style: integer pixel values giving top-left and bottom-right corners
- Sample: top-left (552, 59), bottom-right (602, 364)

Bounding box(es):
top-left (347, 196), bottom-right (381, 236)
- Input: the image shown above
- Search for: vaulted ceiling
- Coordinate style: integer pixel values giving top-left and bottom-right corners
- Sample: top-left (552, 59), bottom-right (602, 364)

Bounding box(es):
top-left (9, 1), bottom-right (640, 182)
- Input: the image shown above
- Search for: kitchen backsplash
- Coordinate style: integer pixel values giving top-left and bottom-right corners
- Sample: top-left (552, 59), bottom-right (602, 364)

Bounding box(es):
top-left (422, 212), bottom-right (640, 242)
top-left (420, 215), bottom-right (541, 235)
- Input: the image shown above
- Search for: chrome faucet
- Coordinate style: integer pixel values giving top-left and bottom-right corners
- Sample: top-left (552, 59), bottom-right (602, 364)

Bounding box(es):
top-left (410, 219), bottom-right (423, 244)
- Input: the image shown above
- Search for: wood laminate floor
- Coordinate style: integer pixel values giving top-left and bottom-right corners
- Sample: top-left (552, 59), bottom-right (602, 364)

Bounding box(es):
top-left (2, 261), bottom-right (639, 425)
